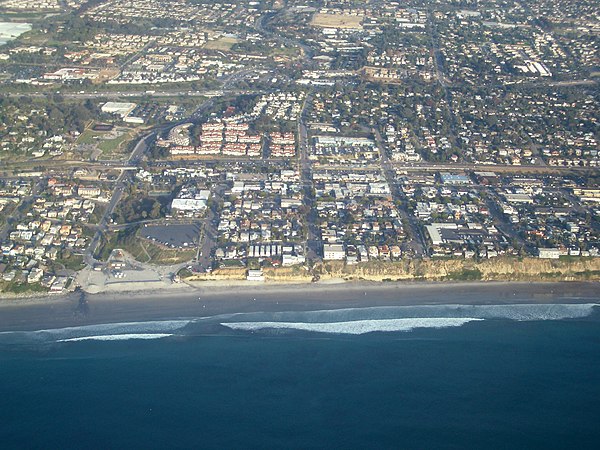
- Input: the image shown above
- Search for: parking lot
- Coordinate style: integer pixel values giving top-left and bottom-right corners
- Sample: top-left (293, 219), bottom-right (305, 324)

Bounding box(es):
top-left (142, 223), bottom-right (201, 249)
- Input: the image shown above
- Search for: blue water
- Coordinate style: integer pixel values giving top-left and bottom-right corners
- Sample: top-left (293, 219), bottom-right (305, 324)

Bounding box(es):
top-left (1, 304), bottom-right (600, 449)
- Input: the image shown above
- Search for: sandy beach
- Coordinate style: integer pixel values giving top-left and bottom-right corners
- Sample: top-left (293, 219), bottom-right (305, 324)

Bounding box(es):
top-left (0, 280), bottom-right (599, 332)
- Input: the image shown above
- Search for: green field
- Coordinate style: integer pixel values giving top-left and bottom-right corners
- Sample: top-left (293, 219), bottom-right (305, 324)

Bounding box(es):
top-left (77, 128), bottom-right (136, 156)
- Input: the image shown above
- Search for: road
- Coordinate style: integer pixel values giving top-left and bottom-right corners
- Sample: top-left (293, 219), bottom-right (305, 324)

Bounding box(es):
top-left (254, 9), bottom-right (314, 62)
top-left (373, 127), bottom-right (427, 257)
top-left (296, 90), bottom-right (321, 262)
top-left (3, 88), bottom-right (254, 100)
top-left (427, 9), bottom-right (450, 88)
top-left (3, 150), bottom-right (594, 177)
top-left (0, 179), bottom-right (45, 242)
top-left (483, 188), bottom-right (530, 254)
top-left (83, 91), bottom-right (223, 266)
top-left (83, 123), bottom-right (168, 265)
top-left (194, 184), bottom-right (227, 272)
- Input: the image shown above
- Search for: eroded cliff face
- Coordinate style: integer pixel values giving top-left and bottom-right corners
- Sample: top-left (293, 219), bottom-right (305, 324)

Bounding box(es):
top-left (313, 257), bottom-right (600, 282)
top-left (187, 268), bottom-right (247, 281)
top-left (261, 266), bottom-right (313, 282)
top-left (186, 265), bottom-right (313, 282)
top-left (184, 257), bottom-right (600, 283)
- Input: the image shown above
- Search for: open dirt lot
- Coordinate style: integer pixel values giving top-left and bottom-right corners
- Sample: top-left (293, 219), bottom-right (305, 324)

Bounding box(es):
top-left (311, 13), bottom-right (363, 29)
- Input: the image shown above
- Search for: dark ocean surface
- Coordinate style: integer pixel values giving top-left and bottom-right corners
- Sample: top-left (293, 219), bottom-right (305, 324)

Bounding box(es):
top-left (1, 303), bottom-right (600, 449)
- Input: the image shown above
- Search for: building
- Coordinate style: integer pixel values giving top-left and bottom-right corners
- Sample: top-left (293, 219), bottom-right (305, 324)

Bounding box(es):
top-left (323, 243), bottom-right (345, 260)
top-left (537, 248), bottom-right (561, 259)
top-left (504, 193), bottom-right (534, 204)
top-left (573, 188), bottom-right (600, 203)
top-left (170, 198), bottom-right (207, 212)
top-left (282, 254), bottom-right (306, 266)
top-left (440, 173), bottom-right (471, 185)
top-left (247, 269), bottom-right (265, 281)
top-left (77, 186), bottom-right (101, 198)
top-left (101, 102), bottom-right (137, 118)
top-left (425, 223), bottom-right (458, 246)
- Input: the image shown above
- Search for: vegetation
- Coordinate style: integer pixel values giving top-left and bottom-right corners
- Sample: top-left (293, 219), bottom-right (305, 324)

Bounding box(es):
top-left (0, 96), bottom-right (100, 135)
top-left (97, 225), bottom-right (194, 264)
top-left (0, 280), bottom-right (48, 295)
top-left (111, 190), bottom-right (170, 224)
top-left (444, 268), bottom-right (483, 281)
top-left (54, 252), bottom-right (86, 272)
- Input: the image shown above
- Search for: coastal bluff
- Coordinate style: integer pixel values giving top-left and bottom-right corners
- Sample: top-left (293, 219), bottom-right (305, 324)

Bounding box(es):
top-left (185, 257), bottom-right (600, 283)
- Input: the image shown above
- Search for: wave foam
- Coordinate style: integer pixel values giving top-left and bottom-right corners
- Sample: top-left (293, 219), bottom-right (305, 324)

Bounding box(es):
top-left (222, 303), bottom-right (599, 325)
top-left (0, 320), bottom-right (192, 346)
top-left (221, 318), bottom-right (482, 335)
top-left (57, 333), bottom-right (173, 342)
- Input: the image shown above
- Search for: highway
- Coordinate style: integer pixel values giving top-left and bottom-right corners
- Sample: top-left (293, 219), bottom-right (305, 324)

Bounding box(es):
top-left (3, 88), bottom-right (254, 100)
top-left (254, 9), bottom-right (314, 62)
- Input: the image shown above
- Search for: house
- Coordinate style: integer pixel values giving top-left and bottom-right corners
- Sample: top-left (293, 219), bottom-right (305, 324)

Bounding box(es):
top-left (537, 248), bottom-right (560, 259)
top-left (247, 269), bottom-right (265, 282)
top-left (323, 243), bottom-right (345, 260)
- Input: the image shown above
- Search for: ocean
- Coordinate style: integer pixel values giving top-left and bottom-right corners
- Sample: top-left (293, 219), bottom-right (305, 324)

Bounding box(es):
top-left (1, 303), bottom-right (599, 449)
top-left (0, 22), bottom-right (32, 46)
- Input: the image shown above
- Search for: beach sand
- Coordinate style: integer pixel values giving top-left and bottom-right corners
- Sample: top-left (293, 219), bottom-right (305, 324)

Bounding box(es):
top-left (0, 281), bottom-right (599, 332)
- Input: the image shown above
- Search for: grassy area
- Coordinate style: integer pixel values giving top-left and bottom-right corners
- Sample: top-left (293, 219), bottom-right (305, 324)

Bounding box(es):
top-left (0, 202), bottom-right (17, 226)
top-left (88, 203), bottom-right (107, 226)
top-left (220, 259), bottom-right (245, 268)
top-left (143, 242), bottom-right (196, 265)
top-left (272, 46), bottom-right (301, 58)
top-left (54, 254), bottom-right (86, 271)
top-left (97, 226), bottom-right (195, 265)
top-left (0, 280), bottom-right (48, 295)
top-left (573, 270), bottom-right (600, 279)
top-left (77, 127), bottom-right (137, 156)
top-left (204, 36), bottom-right (239, 51)
top-left (77, 130), bottom-right (102, 145)
top-left (177, 268), bottom-right (193, 279)
top-left (97, 132), bottom-right (133, 154)
top-left (97, 226), bottom-right (143, 261)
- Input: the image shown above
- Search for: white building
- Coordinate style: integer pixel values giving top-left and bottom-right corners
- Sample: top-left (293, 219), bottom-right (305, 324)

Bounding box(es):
top-left (323, 243), bottom-right (345, 260)
top-left (247, 269), bottom-right (265, 282)
top-left (425, 223), bottom-right (459, 246)
top-left (171, 198), bottom-right (207, 212)
top-left (282, 254), bottom-right (306, 266)
top-left (101, 102), bottom-right (137, 118)
top-left (537, 248), bottom-right (561, 259)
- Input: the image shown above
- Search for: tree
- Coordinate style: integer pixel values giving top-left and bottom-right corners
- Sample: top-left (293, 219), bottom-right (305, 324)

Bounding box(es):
top-left (150, 201), bottom-right (162, 219)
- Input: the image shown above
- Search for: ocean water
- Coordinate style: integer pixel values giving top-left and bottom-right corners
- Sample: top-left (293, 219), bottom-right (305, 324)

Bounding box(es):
top-left (0, 22), bottom-right (32, 46)
top-left (1, 303), bottom-right (600, 449)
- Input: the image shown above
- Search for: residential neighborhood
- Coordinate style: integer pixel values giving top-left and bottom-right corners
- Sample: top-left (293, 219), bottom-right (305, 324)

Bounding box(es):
top-left (0, 0), bottom-right (599, 293)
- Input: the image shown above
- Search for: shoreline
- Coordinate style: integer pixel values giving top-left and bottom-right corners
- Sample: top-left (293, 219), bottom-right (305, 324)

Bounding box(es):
top-left (0, 280), bottom-right (599, 332)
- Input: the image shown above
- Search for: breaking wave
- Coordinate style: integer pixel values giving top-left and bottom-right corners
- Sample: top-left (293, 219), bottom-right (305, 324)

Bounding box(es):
top-left (221, 318), bottom-right (482, 335)
top-left (0, 303), bottom-right (597, 344)
top-left (0, 320), bottom-right (191, 346)
top-left (57, 333), bottom-right (173, 342)
top-left (218, 303), bottom-right (599, 335)
top-left (218, 303), bottom-right (599, 324)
